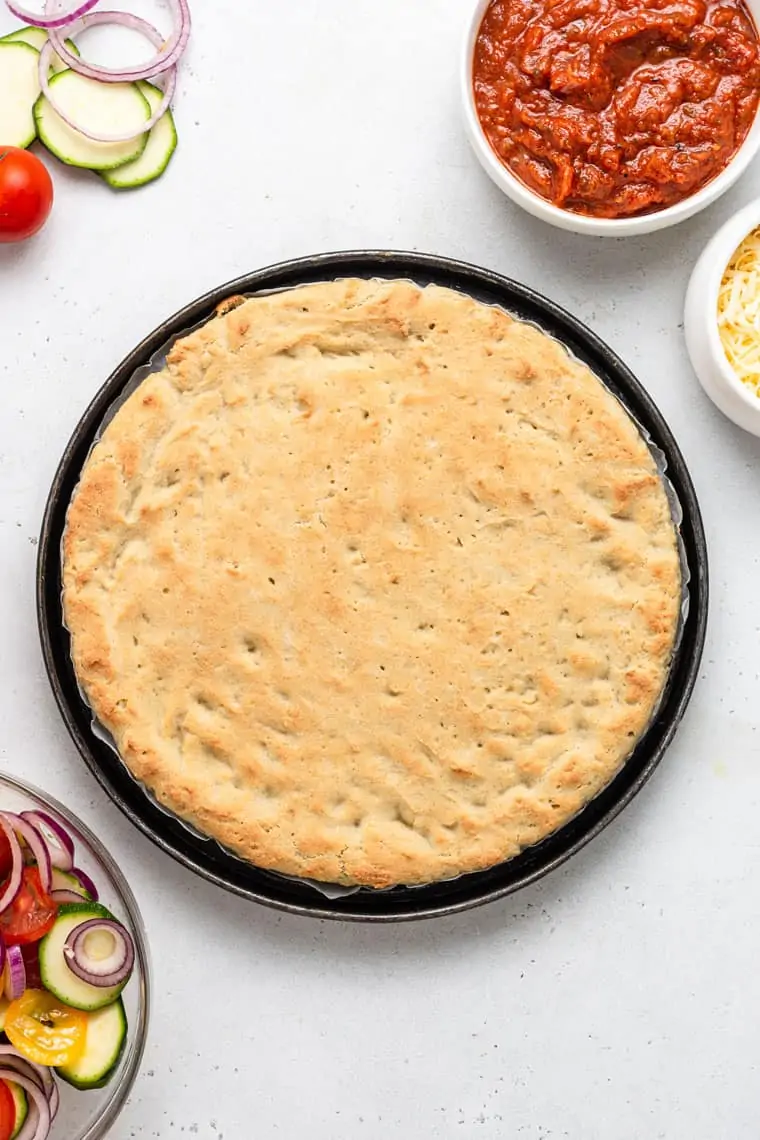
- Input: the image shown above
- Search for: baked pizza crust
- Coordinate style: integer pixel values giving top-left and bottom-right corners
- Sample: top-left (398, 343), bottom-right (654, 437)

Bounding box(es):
top-left (62, 279), bottom-right (682, 887)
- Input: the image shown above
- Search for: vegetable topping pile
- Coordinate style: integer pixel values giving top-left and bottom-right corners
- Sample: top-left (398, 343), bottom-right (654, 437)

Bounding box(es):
top-left (0, 811), bottom-right (136, 1139)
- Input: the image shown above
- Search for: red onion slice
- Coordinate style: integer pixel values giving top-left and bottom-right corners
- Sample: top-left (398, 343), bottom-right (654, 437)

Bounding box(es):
top-left (34, 1063), bottom-right (53, 1103)
top-left (48, 1), bottom-right (191, 83)
top-left (48, 1079), bottom-right (58, 1120)
top-left (1, 1051), bottom-right (55, 1107)
top-left (70, 866), bottom-right (98, 902)
top-left (0, 1048), bottom-right (56, 1126)
top-left (1, 816), bottom-right (51, 895)
top-left (28, 812), bottom-right (74, 857)
top-left (5, 0), bottom-right (99, 30)
top-left (0, 938), bottom-right (6, 982)
top-left (0, 1068), bottom-right (51, 1140)
top-left (64, 917), bottom-right (134, 987)
top-left (50, 888), bottom-right (86, 905)
top-left (21, 812), bottom-right (74, 873)
top-left (0, 1049), bottom-right (48, 1093)
top-left (4, 946), bottom-right (26, 1001)
top-left (0, 818), bottom-right (24, 916)
top-left (38, 24), bottom-right (178, 143)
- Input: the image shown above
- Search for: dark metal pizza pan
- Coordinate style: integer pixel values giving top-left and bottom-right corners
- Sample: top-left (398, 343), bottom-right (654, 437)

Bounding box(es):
top-left (36, 251), bottom-right (708, 922)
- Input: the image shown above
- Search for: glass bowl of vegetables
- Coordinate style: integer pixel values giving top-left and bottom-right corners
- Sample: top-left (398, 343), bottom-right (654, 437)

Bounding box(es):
top-left (0, 771), bottom-right (149, 1140)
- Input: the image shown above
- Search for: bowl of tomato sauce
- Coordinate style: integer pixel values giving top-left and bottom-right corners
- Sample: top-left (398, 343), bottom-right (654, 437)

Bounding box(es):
top-left (0, 772), bottom-right (149, 1140)
top-left (463, 0), bottom-right (760, 235)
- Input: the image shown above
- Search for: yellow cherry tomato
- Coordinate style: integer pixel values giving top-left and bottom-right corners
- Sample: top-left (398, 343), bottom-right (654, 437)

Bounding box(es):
top-left (4, 989), bottom-right (87, 1066)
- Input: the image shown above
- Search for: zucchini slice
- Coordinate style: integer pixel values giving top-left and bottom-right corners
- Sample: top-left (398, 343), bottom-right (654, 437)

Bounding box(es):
top-left (0, 26), bottom-right (79, 73)
top-left (57, 1000), bottom-right (128, 1090)
top-left (51, 868), bottom-right (91, 899)
top-left (0, 41), bottom-right (40, 149)
top-left (103, 80), bottom-right (177, 189)
top-left (0, 25), bottom-right (47, 49)
top-left (39, 902), bottom-right (128, 1011)
top-left (34, 71), bottom-right (150, 171)
top-left (7, 1082), bottom-right (27, 1140)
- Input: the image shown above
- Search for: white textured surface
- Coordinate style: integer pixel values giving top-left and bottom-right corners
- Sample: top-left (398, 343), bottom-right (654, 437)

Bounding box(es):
top-left (1, 2), bottom-right (759, 1137)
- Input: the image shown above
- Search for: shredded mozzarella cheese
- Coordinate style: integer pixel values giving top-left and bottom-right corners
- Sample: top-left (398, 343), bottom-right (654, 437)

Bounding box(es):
top-left (718, 226), bottom-right (760, 396)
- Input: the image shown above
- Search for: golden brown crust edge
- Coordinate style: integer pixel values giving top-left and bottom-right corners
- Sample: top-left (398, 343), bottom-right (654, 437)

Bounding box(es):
top-left (62, 279), bottom-right (682, 888)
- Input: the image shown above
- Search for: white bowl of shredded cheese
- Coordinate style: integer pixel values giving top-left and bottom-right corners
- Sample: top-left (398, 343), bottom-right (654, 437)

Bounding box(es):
top-left (685, 198), bottom-right (760, 437)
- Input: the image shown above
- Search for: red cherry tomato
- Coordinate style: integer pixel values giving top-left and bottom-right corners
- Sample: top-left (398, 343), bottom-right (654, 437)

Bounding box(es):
top-left (0, 833), bottom-right (13, 883)
top-left (0, 1080), bottom-right (15, 1140)
top-left (0, 866), bottom-right (57, 945)
top-left (0, 147), bottom-right (53, 243)
top-left (20, 941), bottom-right (43, 990)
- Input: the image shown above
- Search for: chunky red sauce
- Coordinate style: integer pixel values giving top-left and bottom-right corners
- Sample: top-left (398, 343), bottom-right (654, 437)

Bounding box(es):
top-left (473, 0), bottom-right (760, 218)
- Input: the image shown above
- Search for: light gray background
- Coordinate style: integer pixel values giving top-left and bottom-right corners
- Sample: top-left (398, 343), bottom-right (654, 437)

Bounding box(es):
top-left (1, 2), bottom-right (758, 1137)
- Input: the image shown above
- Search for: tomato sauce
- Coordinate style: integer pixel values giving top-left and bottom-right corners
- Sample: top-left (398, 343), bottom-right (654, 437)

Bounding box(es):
top-left (473, 0), bottom-right (760, 218)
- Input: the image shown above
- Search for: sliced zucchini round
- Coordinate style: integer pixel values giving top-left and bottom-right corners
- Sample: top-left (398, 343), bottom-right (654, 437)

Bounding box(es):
top-left (57, 999), bottom-right (128, 1090)
top-left (39, 902), bottom-right (128, 1011)
top-left (0, 41), bottom-right (40, 149)
top-left (0, 27), bottom-right (79, 74)
top-left (103, 80), bottom-right (177, 189)
top-left (34, 71), bottom-right (150, 171)
top-left (0, 25), bottom-right (46, 49)
top-left (51, 867), bottom-right (91, 898)
top-left (7, 1082), bottom-right (27, 1140)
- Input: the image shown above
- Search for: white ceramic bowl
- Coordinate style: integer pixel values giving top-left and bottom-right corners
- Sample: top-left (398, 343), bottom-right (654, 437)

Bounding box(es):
top-left (461, 0), bottom-right (760, 237)
top-left (685, 197), bottom-right (760, 437)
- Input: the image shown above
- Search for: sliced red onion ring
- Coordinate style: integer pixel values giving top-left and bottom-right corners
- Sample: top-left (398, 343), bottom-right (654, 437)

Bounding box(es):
top-left (5, 0), bottom-right (99, 30)
top-left (21, 811), bottom-right (74, 873)
top-left (1, 815), bottom-right (51, 895)
top-left (48, 0), bottom-right (191, 82)
top-left (0, 817), bottom-right (24, 916)
top-left (4, 945), bottom-right (26, 1002)
top-left (48, 1079), bottom-right (58, 1120)
top-left (50, 888), bottom-right (86, 905)
top-left (64, 917), bottom-right (134, 987)
top-left (0, 1048), bottom-right (56, 1125)
top-left (71, 866), bottom-right (98, 902)
top-left (0, 938), bottom-right (6, 982)
top-left (33, 1062), bottom-right (53, 1103)
top-left (0, 1049), bottom-right (48, 1093)
top-left (38, 25), bottom-right (177, 143)
top-left (0, 1068), bottom-right (52, 1140)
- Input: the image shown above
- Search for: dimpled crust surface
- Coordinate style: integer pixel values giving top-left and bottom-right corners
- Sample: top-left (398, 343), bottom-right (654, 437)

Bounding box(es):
top-left (63, 279), bottom-right (681, 888)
